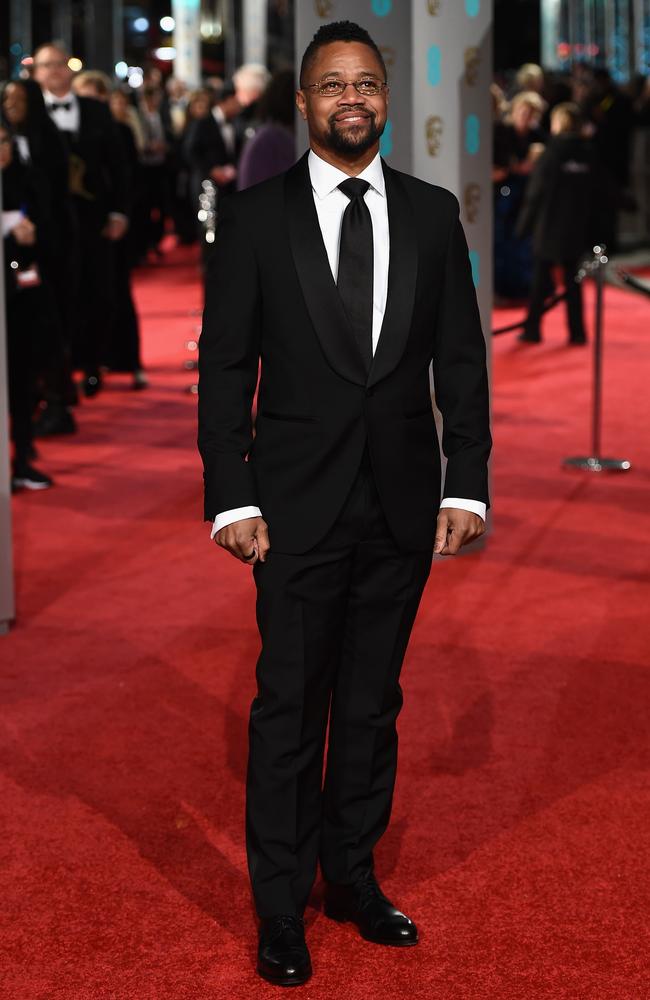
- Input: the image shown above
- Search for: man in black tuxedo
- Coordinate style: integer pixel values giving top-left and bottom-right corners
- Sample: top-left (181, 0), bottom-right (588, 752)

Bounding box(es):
top-left (186, 84), bottom-right (242, 197)
top-left (198, 21), bottom-right (491, 987)
top-left (34, 43), bottom-right (128, 403)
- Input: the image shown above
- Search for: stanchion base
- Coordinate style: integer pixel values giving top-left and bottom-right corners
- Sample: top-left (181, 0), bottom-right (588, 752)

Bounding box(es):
top-left (563, 456), bottom-right (631, 472)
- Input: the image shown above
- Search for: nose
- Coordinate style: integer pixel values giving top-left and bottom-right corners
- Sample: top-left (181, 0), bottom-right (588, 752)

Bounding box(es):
top-left (337, 82), bottom-right (363, 101)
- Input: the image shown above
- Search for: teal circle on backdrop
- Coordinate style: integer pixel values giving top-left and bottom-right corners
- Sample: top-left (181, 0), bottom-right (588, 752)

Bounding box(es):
top-left (427, 46), bottom-right (441, 87)
top-left (371, 0), bottom-right (392, 15)
top-left (468, 250), bottom-right (480, 287)
top-left (465, 114), bottom-right (480, 154)
top-left (465, 0), bottom-right (480, 16)
top-left (379, 119), bottom-right (393, 157)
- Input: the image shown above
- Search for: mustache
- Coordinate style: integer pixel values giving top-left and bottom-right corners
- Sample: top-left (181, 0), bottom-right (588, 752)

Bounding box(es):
top-left (328, 105), bottom-right (376, 126)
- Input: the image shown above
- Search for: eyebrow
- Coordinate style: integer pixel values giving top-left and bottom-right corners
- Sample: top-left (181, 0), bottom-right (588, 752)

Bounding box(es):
top-left (319, 69), bottom-right (382, 79)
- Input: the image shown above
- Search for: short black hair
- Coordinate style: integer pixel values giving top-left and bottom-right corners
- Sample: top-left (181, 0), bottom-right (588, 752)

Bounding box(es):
top-left (299, 21), bottom-right (387, 88)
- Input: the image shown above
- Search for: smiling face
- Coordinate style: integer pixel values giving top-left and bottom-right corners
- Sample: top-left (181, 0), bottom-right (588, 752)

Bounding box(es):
top-left (296, 41), bottom-right (388, 162)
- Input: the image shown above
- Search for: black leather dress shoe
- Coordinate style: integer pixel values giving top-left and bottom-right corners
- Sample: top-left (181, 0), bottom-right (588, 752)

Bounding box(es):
top-left (33, 403), bottom-right (77, 438)
top-left (324, 871), bottom-right (418, 946)
top-left (257, 915), bottom-right (312, 987)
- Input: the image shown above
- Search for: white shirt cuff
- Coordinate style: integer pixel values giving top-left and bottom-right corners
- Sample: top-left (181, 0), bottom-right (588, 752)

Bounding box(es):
top-left (211, 506), bottom-right (262, 538)
top-left (440, 498), bottom-right (486, 521)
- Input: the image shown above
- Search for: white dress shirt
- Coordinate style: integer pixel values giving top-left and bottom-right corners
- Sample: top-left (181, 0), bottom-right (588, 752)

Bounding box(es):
top-left (43, 89), bottom-right (80, 133)
top-left (211, 149), bottom-right (486, 537)
top-left (212, 104), bottom-right (236, 159)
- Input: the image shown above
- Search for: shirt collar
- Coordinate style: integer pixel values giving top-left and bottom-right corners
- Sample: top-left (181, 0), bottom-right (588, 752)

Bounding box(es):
top-left (308, 148), bottom-right (385, 200)
top-left (44, 89), bottom-right (76, 105)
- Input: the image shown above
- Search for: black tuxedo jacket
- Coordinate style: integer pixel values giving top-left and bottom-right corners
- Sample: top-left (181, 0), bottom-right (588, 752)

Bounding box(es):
top-left (198, 152), bottom-right (491, 554)
top-left (66, 96), bottom-right (128, 226)
top-left (186, 114), bottom-right (241, 177)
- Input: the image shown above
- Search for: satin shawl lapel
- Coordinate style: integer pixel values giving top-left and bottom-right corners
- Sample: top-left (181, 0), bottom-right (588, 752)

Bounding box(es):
top-left (285, 153), bottom-right (367, 387)
top-left (367, 161), bottom-right (418, 388)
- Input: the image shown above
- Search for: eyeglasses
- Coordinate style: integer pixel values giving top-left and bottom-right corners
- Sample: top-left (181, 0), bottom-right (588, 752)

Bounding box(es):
top-left (34, 59), bottom-right (68, 69)
top-left (302, 78), bottom-right (388, 98)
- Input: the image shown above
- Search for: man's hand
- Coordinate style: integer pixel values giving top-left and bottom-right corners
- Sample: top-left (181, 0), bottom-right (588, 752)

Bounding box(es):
top-left (12, 217), bottom-right (36, 246)
top-left (214, 515), bottom-right (270, 564)
top-left (102, 216), bottom-right (128, 241)
top-left (210, 164), bottom-right (237, 186)
top-left (434, 508), bottom-right (485, 556)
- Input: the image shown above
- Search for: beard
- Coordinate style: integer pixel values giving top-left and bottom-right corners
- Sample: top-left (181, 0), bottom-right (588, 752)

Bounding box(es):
top-left (325, 110), bottom-right (384, 155)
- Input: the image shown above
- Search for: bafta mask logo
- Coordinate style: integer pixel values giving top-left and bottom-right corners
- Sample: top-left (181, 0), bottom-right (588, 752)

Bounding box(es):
top-left (380, 45), bottom-right (396, 69)
top-left (425, 115), bottom-right (443, 157)
top-left (464, 47), bottom-right (480, 86)
top-left (464, 183), bottom-right (481, 223)
top-left (315, 0), bottom-right (333, 16)
top-left (427, 0), bottom-right (442, 14)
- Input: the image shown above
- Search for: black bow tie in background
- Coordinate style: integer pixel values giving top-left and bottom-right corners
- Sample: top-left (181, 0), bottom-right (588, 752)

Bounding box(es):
top-left (48, 100), bottom-right (72, 112)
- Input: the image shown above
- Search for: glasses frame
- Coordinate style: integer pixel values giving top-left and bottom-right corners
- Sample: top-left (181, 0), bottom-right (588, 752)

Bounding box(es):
top-left (302, 78), bottom-right (389, 98)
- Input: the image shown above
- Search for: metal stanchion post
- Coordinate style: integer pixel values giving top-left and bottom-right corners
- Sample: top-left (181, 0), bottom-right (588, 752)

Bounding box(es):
top-left (563, 245), bottom-right (631, 473)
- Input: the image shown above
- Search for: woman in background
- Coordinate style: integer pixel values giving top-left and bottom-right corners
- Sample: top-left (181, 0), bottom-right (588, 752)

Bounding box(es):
top-left (516, 102), bottom-right (605, 344)
top-left (237, 70), bottom-right (296, 190)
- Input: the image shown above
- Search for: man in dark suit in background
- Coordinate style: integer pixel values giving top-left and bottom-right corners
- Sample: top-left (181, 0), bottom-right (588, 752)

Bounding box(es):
top-left (186, 83), bottom-right (242, 198)
top-left (34, 43), bottom-right (128, 406)
top-left (198, 21), bottom-right (491, 987)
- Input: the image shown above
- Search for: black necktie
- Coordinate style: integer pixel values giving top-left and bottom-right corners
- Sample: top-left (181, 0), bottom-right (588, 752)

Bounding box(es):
top-left (337, 178), bottom-right (373, 374)
top-left (49, 101), bottom-right (72, 112)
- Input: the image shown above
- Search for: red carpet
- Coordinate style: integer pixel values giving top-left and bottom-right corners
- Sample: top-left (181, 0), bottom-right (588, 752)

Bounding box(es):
top-left (3, 246), bottom-right (650, 999)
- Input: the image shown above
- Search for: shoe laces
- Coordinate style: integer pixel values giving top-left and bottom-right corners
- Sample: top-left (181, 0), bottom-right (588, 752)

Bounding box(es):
top-left (267, 915), bottom-right (304, 941)
top-left (354, 872), bottom-right (387, 912)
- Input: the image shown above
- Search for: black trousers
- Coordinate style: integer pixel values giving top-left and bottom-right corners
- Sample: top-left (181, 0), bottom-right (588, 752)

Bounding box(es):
top-left (247, 451), bottom-right (433, 918)
top-left (524, 257), bottom-right (587, 343)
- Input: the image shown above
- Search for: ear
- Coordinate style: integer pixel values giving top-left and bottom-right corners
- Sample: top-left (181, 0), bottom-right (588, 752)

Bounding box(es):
top-left (295, 89), bottom-right (307, 121)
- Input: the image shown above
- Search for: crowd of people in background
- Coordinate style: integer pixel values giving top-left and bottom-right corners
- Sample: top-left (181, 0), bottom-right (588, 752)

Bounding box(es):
top-left (1, 44), bottom-right (296, 493)
top-left (492, 60), bottom-right (650, 341)
top-left (3, 45), bottom-right (650, 493)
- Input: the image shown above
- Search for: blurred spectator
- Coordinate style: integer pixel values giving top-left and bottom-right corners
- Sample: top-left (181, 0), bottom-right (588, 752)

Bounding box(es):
top-left (74, 76), bottom-right (146, 390)
top-left (1, 122), bottom-right (56, 489)
top-left (233, 62), bottom-right (272, 147)
top-left (238, 69), bottom-right (296, 190)
top-left (33, 41), bottom-right (128, 410)
top-left (136, 85), bottom-right (172, 259)
top-left (513, 62), bottom-right (545, 97)
top-left (584, 69), bottom-right (634, 190)
top-left (493, 90), bottom-right (547, 299)
top-left (1, 78), bottom-right (74, 416)
top-left (516, 102), bottom-right (605, 345)
top-left (186, 83), bottom-right (241, 198)
top-left (165, 77), bottom-right (188, 138)
top-left (176, 88), bottom-right (211, 243)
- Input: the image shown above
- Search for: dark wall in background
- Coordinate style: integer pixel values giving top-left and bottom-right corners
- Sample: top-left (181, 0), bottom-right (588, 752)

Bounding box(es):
top-left (494, 0), bottom-right (540, 72)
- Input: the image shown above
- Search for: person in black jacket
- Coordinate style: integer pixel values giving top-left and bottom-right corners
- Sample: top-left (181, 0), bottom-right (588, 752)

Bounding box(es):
top-left (2, 78), bottom-right (78, 427)
top-left (516, 102), bottom-right (604, 344)
top-left (185, 83), bottom-right (242, 199)
top-left (1, 123), bottom-right (55, 489)
top-left (72, 72), bottom-right (147, 390)
top-left (198, 21), bottom-right (491, 986)
top-left (33, 42), bottom-right (129, 401)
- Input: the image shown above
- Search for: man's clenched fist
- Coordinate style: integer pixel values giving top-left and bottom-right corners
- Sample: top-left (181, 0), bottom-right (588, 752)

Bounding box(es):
top-left (214, 516), bottom-right (270, 564)
top-left (434, 508), bottom-right (485, 556)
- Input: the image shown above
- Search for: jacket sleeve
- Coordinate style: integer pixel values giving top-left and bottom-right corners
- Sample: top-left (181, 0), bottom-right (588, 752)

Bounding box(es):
top-left (198, 198), bottom-right (261, 520)
top-left (432, 196), bottom-right (492, 507)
